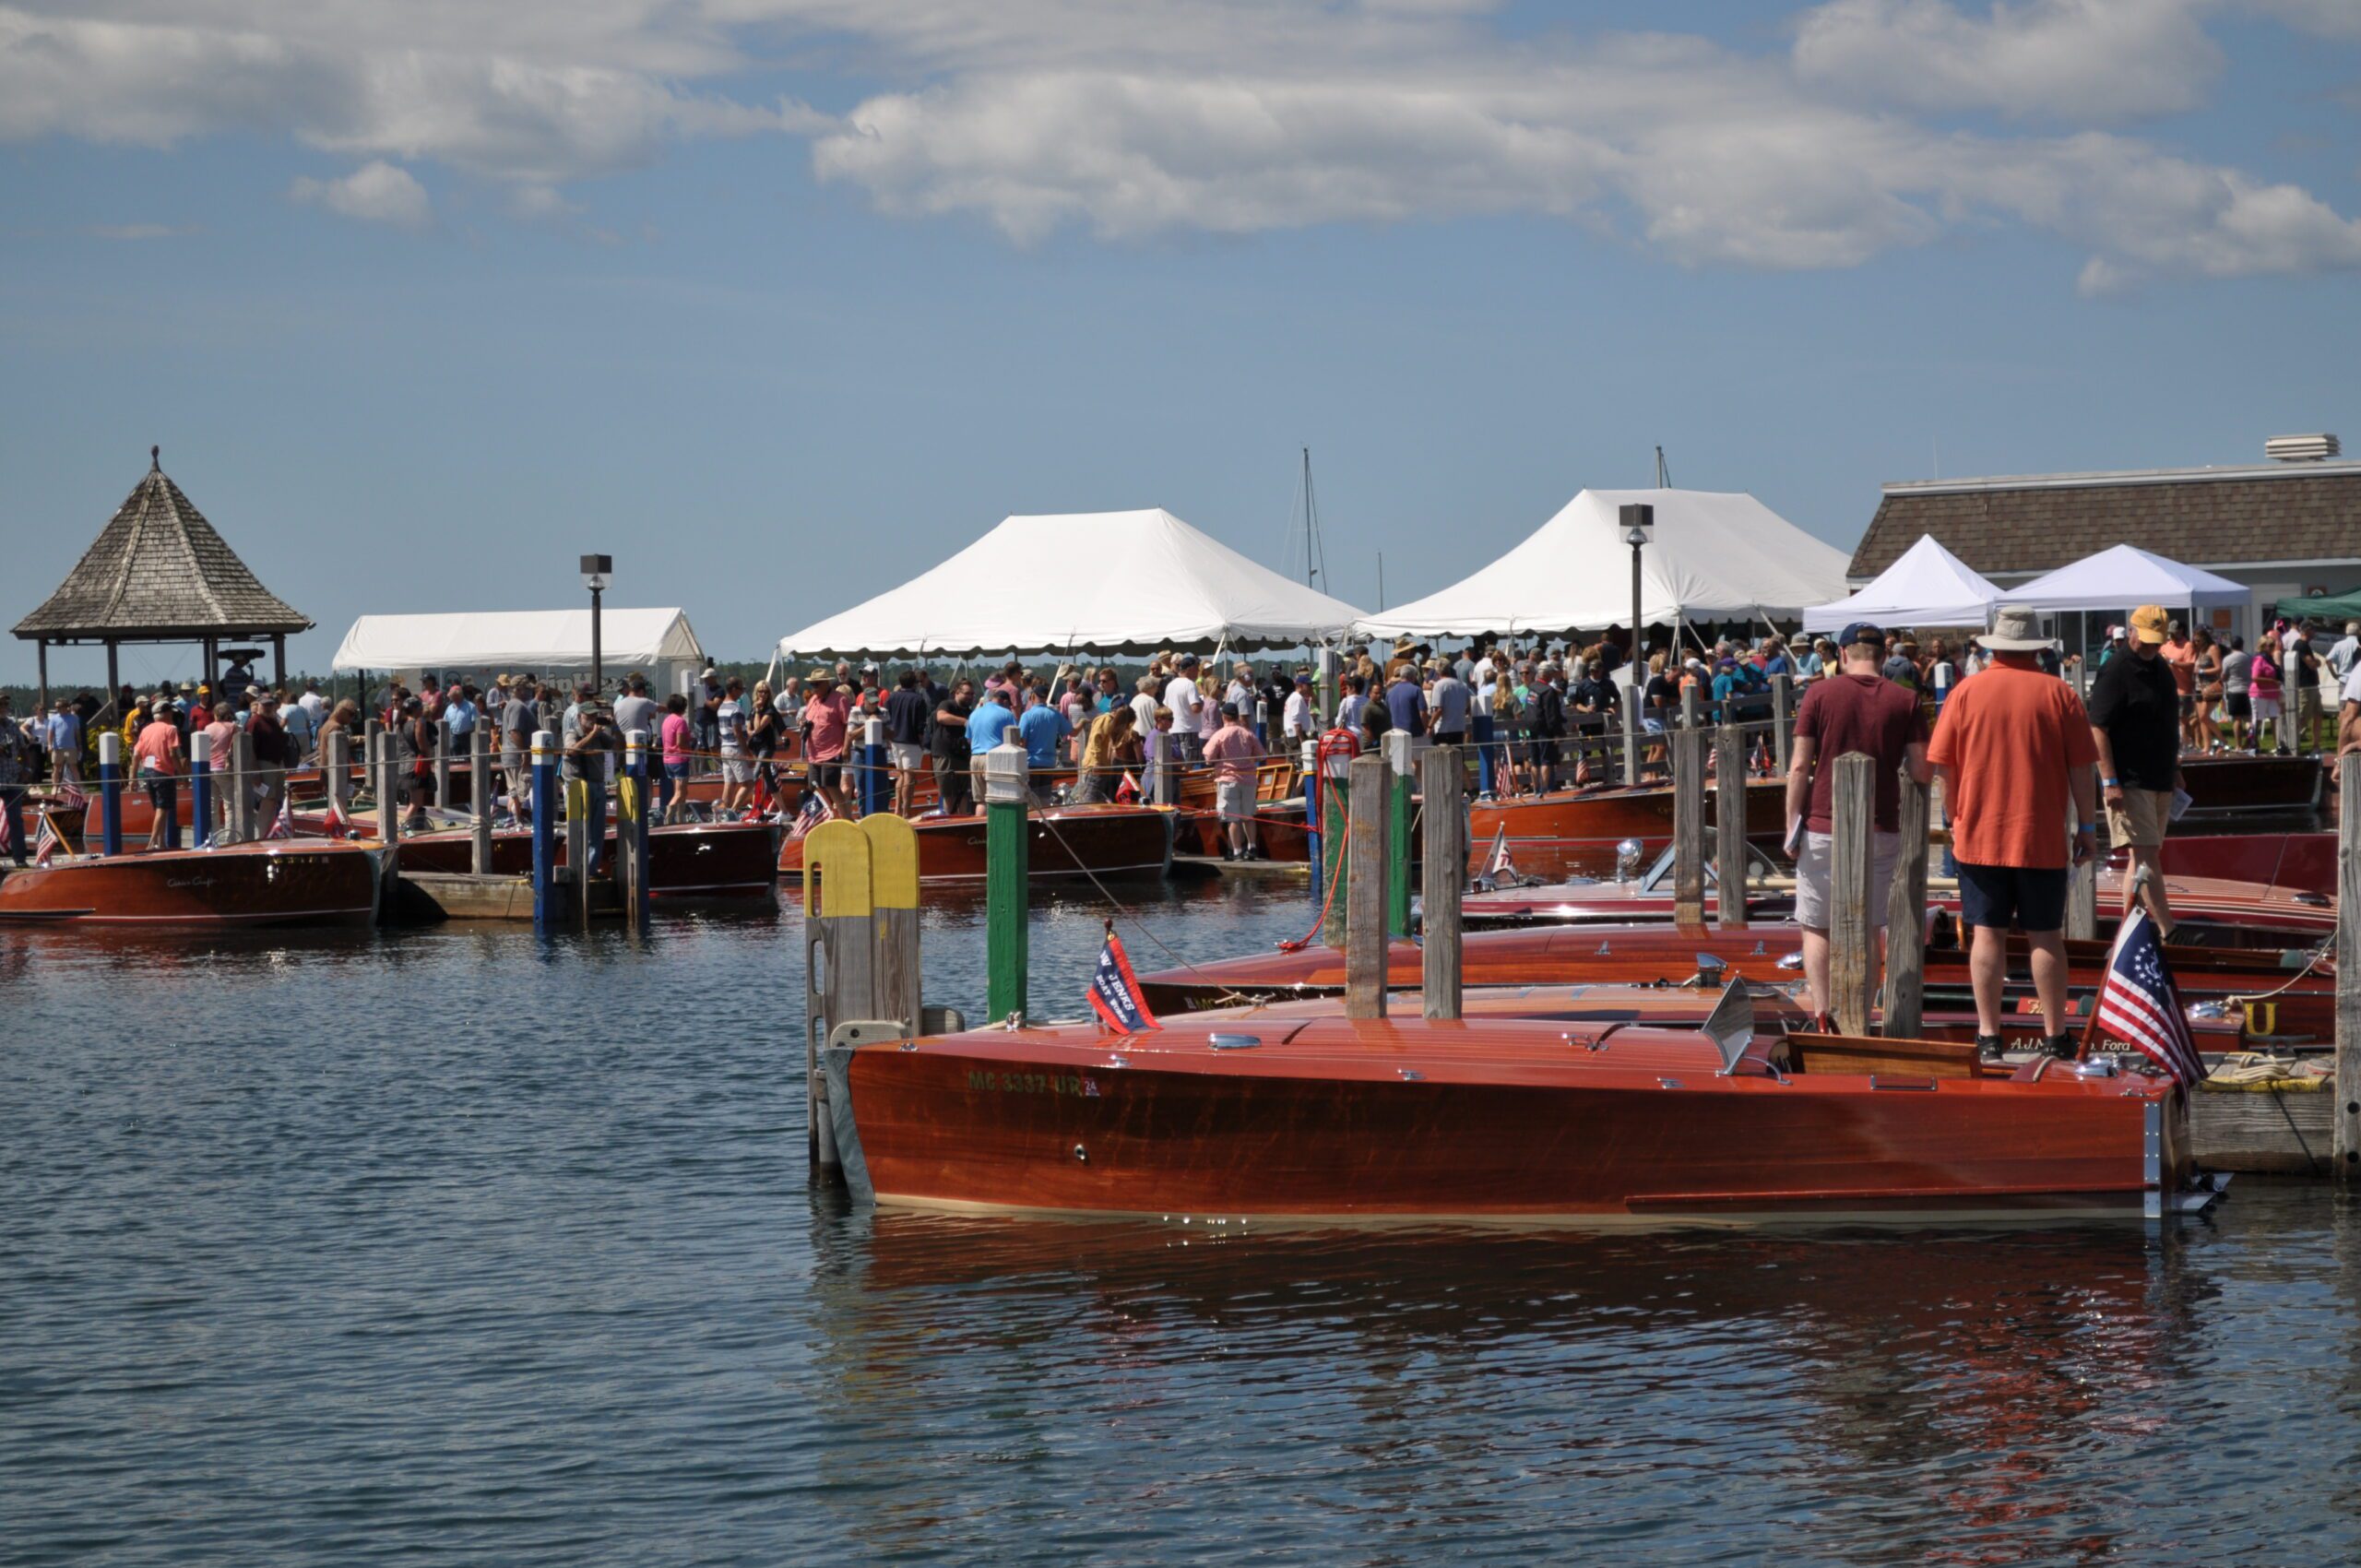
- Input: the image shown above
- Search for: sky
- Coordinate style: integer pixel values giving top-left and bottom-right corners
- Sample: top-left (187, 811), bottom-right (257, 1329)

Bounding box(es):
top-left (4, 0), bottom-right (2359, 687)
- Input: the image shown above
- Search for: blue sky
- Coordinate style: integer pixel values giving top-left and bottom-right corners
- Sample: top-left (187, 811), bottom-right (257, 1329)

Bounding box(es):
top-left (4, 0), bottom-right (2359, 686)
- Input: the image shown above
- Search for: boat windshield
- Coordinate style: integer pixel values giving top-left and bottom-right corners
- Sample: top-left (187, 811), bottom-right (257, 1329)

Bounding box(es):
top-left (1637, 831), bottom-right (1780, 894)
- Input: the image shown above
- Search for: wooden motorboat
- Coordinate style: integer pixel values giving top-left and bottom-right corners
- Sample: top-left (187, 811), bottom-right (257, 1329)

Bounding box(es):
top-left (1469, 777), bottom-right (1786, 878)
top-left (778, 803), bottom-right (1174, 885)
top-left (1176, 797), bottom-right (1312, 861)
top-left (1134, 921), bottom-right (2333, 1041)
top-left (291, 810), bottom-right (780, 905)
top-left (2175, 753), bottom-right (2323, 821)
top-left (819, 985), bottom-right (2214, 1222)
top-left (2150, 831), bottom-right (2336, 899)
top-left (1464, 842), bottom-right (2333, 949)
top-left (0, 841), bottom-right (380, 928)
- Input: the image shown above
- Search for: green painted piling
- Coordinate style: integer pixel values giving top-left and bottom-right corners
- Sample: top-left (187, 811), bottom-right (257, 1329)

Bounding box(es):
top-left (982, 738), bottom-right (1029, 1023)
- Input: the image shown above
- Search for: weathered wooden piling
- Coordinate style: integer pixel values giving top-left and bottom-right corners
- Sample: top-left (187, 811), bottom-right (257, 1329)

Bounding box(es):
top-left (1420, 744), bottom-right (1464, 1021)
top-left (1884, 767), bottom-right (1932, 1039)
top-left (1672, 727), bottom-right (1705, 928)
top-left (231, 729), bottom-right (257, 843)
top-left (2065, 776), bottom-right (2098, 940)
top-left (323, 730), bottom-right (349, 826)
top-left (802, 819), bottom-right (872, 1174)
top-left (1680, 682), bottom-right (1701, 731)
top-left (434, 717), bottom-right (453, 819)
top-left (372, 732), bottom-right (400, 903)
top-left (1771, 674), bottom-right (1793, 776)
top-left (2336, 754), bottom-right (2360, 1182)
top-left (1714, 722), bottom-right (1748, 929)
top-left (1345, 752), bottom-right (1391, 1020)
top-left (1828, 754), bottom-right (1877, 1036)
top-left (1621, 694), bottom-right (1642, 787)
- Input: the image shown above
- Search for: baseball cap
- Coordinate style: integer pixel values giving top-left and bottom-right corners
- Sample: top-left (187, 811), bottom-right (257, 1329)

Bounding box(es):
top-left (2128, 605), bottom-right (2169, 645)
top-left (1837, 622), bottom-right (1884, 649)
top-left (1293, 672), bottom-right (1312, 686)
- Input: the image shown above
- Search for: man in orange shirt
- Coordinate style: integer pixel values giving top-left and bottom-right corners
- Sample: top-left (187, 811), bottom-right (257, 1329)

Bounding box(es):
top-left (131, 694), bottom-right (186, 849)
top-left (1927, 605), bottom-right (2100, 1059)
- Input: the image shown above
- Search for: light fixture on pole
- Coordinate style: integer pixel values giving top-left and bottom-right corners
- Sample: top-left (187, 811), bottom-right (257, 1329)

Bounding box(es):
top-left (1619, 503), bottom-right (1653, 690)
top-left (580, 553), bottom-right (612, 693)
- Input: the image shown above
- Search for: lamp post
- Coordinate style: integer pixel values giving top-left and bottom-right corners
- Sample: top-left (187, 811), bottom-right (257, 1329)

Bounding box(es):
top-left (1619, 502), bottom-right (1654, 686)
top-left (580, 553), bottom-right (612, 694)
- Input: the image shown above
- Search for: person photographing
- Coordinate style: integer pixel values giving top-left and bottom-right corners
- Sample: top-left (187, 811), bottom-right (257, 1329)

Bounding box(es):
top-left (2087, 604), bottom-right (2184, 940)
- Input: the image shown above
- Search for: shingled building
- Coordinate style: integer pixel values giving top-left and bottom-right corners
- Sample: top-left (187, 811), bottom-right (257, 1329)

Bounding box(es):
top-left (13, 447), bottom-right (312, 719)
top-left (1851, 437), bottom-right (2361, 654)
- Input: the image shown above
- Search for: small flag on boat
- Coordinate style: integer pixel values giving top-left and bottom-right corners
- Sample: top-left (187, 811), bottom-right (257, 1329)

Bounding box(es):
top-left (789, 789), bottom-right (833, 839)
top-left (56, 777), bottom-right (86, 808)
top-left (1115, 770), bottom-right (1142, 804)
top-left (0, 804), bottom-right (16, 855)
top-left (33, 812), bottom-right (60, 866)
top-left (745, 769), bottom-right (774, 822)
top-left (2094, 907), bottom-right (2205, 1088)
top-left (265, 791), bottom-right (294, 839)
top-left (1484, 823), bottom-right (1515, 880)
top-left (323, 795), bottom-right (349, 840)
top-left (1087, 924), bottom-right (1160, 1035)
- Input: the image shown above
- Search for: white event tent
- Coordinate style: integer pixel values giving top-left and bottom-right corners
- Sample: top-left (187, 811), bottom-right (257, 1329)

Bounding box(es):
top-left (1802, 534), bottom-right (2004, 636)
top-left (332, 608), bottom-right (706, 687)
top-left (2002, 544), bottom-right (2248, 613)
top-left (1352, 488), bottom-right (1851, 646)
top-left (776, 508), bottom-right (1367, 659)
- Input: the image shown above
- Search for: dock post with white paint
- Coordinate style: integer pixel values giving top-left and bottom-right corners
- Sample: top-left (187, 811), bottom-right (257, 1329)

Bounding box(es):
top-left (189, 731), bottom-right (213, 849)
top-left (983, 736), bottom-right (1030, 1024)
top-left (98, 732), bottom-right (124, 856)
top-left (530, 730), bottom-right (558, 934)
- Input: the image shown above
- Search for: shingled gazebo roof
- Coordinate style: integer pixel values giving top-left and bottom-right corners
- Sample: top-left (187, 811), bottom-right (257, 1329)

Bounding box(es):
top-left (13, 448), bottom-right (312, 643)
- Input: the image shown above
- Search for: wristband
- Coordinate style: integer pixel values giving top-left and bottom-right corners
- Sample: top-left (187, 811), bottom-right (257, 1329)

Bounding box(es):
top-left (2076, 825), bottom-right (2095, 836)
top-left (2101, 776), bottom-right (2118, 788)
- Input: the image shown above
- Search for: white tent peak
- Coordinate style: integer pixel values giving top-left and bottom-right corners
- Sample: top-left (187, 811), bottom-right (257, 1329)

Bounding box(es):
top-left (1803, 534), bottom-right (2003, 635)
top-left (1354, 487), bottom-right (1850, 642)
top-left (2004, 543), bottom-right (2248, 613)
top-left (777, 507), bottom-right (1366, 659)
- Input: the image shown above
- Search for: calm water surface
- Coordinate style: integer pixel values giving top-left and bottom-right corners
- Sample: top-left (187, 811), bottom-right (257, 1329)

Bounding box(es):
top-left (5, 876), bottom-right (2359, 1565)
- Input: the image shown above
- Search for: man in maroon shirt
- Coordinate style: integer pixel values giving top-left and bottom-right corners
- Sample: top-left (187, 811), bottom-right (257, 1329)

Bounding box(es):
top-left (1784, 623), bottom-right (1931, 1021)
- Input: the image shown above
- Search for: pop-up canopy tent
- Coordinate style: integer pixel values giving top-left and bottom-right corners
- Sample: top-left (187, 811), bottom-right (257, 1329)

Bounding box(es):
top-left (2004, 545), bottom-right (2247, 613)
top-left (2275, 588), bottom-right (2361, 625)
top-left (1803, 534), bottom-right (2003, 636)
top-left (1351, 488), bottom-right (1850, 644)
top-left (776, 508), bottom-right (1366, 659)
top-left (331, 608), bottom-right (706, 684)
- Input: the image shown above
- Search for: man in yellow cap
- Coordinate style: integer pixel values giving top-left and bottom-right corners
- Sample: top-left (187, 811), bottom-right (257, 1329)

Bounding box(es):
top-left (2088, 602), bottom-right (2183, 936)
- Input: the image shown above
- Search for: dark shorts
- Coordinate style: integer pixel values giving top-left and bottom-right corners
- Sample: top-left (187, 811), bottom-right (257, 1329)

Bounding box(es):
top-left (145, 778), bottom-right (175, 806)
top-left (2225, 693), bottom-right (2251, 719)
top-left (1957, 861), bottom-right (2070, 933)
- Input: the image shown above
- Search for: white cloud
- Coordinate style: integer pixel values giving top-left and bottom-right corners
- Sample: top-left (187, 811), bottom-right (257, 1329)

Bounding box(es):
top-left (291, 160), bottom-right (433, 228)
top-left (1, 1), bottom-right (2357, 288)
top-left (1790, 0), bottom-right (2224, 121)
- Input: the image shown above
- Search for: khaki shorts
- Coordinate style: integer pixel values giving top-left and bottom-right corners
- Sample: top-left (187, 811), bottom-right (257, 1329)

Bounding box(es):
top-left (1795, 828), bottom-right (1899, 932)
top-left (2105, 784), bottom-right (2169, 849)
top-left (888, 742), bottom-right (923, 770)
top-left (1216, 777), bottom-right (1256, 823)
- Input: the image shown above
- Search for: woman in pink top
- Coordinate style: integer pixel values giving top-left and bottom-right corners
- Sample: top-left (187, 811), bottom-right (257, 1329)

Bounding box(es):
top-left (801, 681), bottom-right (852, 815)
top-left (2249, 645), bottom-right (2283, 754)
top-left (658, 693), bottom-right (694, 823)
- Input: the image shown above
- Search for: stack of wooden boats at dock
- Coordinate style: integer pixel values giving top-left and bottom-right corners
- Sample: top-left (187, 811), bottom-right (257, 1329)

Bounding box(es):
top-left (798, 738), bottom-right (2334, 1226)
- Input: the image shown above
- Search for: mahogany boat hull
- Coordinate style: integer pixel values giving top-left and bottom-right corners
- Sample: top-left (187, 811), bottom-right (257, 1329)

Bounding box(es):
top-left (299, 816), bottom-right (779, 904)
top-left (1136, 921), bottom-right (2332, 1041)
top-left (825, 1012), bottom-right (2189, 1222)
top-left (1469, 778), bottom-right (1787, 877)
top-left (779, 804), bottom-right (1173, 885)
top-left (1176, 801), bottom-right (1312, 861)
top-left (0, 842), bottom-right (380, 927)
top-left (2152, 831), bottom-right (2337, 898)
top-left (2175, 753), bottom-right (2323, 820)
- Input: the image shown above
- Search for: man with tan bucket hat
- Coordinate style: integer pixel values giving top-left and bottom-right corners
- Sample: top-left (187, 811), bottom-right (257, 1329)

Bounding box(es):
top-left (2088, 604), bottom-right (2185, 939)
top-left (1927, 604), bottom-right (2101, 1060)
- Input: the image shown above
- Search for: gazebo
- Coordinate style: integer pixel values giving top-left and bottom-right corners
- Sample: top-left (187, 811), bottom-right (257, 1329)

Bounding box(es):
top-left (12, 447), bottom-right (313, 723)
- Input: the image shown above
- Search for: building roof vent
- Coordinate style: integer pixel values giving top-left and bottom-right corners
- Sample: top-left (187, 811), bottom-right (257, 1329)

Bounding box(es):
top-left (2265, 433), bottom-right (2340, 462)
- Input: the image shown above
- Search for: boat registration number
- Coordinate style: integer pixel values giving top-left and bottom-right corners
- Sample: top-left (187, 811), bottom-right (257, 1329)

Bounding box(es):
top-left (967, 1070), bottom-right (1102, 1099)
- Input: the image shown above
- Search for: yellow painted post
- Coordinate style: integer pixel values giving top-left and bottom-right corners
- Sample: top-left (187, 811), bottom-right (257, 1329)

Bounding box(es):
top-left (802, 820), bottom-right (873, 1177)
top-left (861, 813), bottom-right (922, 1035)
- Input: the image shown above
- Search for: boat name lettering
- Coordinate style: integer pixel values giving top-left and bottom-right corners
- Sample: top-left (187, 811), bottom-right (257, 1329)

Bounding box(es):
top-left (967, 1070), bottom-right (1101, 1098)
top-left (163, 876), bottom-right (214, 889)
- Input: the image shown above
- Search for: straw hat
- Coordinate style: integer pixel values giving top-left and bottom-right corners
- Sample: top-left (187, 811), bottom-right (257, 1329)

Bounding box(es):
top-left (1981, 604), bottom-right (2054, 652)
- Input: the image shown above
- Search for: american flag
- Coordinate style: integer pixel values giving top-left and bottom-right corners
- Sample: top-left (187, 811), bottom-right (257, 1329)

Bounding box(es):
top-left (323, 795), bottom-right (350, 840)
top-left (789, 789), bottom-right (833, 839)
top-left (2094, 907), bottom-right (2206, 1088)
top-left (1087, 926), bottom-right (1160, 1034)
top-left (56, 777), bottom-right (87, 808)
top-left (33, 812), bottom-right (60, 866)
top-left (264, 791), bottom-right (293, 839)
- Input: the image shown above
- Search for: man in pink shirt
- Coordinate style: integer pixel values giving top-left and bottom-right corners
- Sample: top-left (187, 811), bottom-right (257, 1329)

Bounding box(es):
top-left (131, 696), bottom-right (184, 848)
top-left (1201, 702), bottom-right (1266, 861)
top-left (801, 676), bottom-right (852, 817)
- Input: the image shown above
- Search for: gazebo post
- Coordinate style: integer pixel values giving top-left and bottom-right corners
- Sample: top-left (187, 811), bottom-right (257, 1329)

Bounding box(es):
top-left (273, 634), bottom-right (287, 691)
top-left (104, 641), bottom-right (120, 728)
top-left (34, 639), bottom-right (47, 721)
top-left (202, 636), bottom-right (218, 696)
